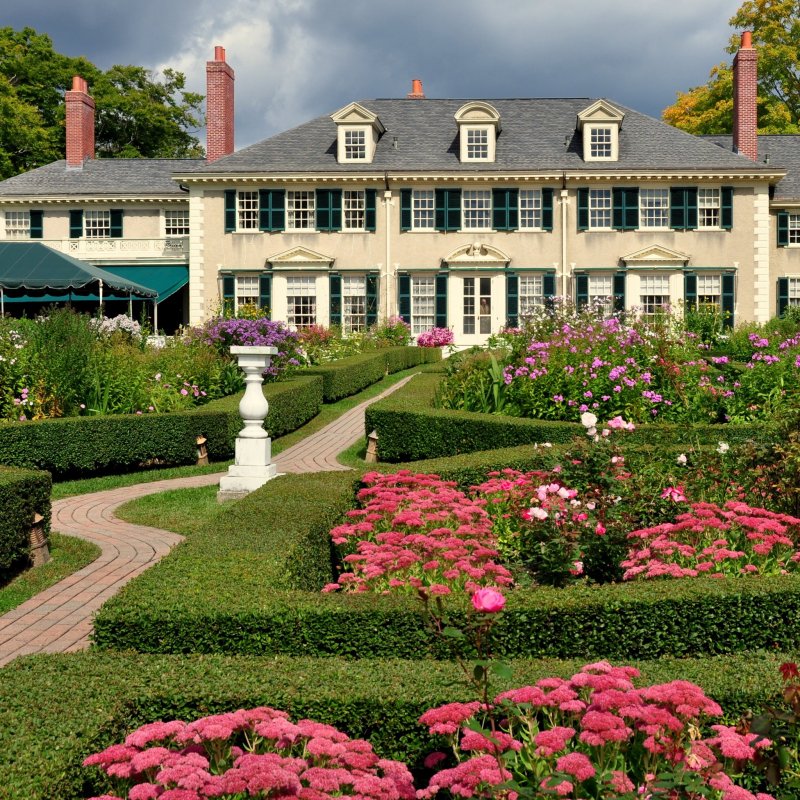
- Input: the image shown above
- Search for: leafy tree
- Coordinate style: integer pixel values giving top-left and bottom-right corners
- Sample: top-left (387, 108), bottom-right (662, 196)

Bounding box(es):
top-left (663, 0), bottom-right (800, 134)
top-left (0, 26), bottom-right (204, 178)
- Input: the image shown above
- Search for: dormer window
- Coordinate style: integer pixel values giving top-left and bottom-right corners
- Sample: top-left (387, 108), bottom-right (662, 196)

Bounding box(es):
top-left (331, 102), bottom-right (385, 164)
top-left (454, 102), bottom-right (501, 163)
top-left (577, 100), bottom-right (625, 162)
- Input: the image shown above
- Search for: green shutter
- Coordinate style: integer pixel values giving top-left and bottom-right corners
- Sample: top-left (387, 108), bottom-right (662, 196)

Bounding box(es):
top-left (435, 272), bottom-right (448, 328)
top-left (671, 188), bottom-right (699, 230)
top-left (329, 274), bottom-right (342, 326)
top-left (222, 275), bottom-right (235, 316)
top-left (224, 190), bottom-right (236, 232)
top-left (721, 274), bottom-right (735, 328)
top-left (271, 190), bottom-right (285, 231)
top-left (577, 189), bottom-right (589, 231)
top-left (400, 189), bottom-right (412, 231)
top-left (69, 210), bottom-right (83, 238)
top-left (493, 188), bottom-right (509, 230)
top-left (366, 274), bottom-right (379, 325)
top-left (575, 274), bottom-right (589, 309)
top-left (612, 188), bottom-right (638, 230)
top-left (543, 272), bottom-right (556, 310)
top-left (721, 186), bottom-right (733, 230)
top-left (316, 189), bottom-right (341, 231)
top-left (613, 272), bottom-right (626, 312)
top-left (542, 188), bottom-right (554, 232)
top-left (446, 189), bottom-right (461, 231)
top-left (110, 209), bottom-right (123, 238)
top-left (778, 278), bottom-right (790, 317)
top-left (435, 189), bottom-right (446, 231)
top-left (365, 189), bottom-right (376, 232)
top-left (778, 211), bottom-right (790, 247)
top-left (29, 210), bottom-right (43, 239)
top-left (684, 273), bottom-right (697, 314)
top-left (259, 274), bottom-right (271, 317)
top-left (259, 190), bottom-right (271, 231)
top-left (397, 274), bottom-right (411, 322)
top-left (506, 273), bottom-right (519, 327)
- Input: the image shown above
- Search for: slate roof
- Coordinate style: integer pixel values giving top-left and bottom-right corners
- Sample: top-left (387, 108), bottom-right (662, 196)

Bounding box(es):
top-left (177, 98), bottom-right (768, 176)
top-left (704, 134), bottom-right (800, 201)
top-left (0, 158), bottom-right (201, 198)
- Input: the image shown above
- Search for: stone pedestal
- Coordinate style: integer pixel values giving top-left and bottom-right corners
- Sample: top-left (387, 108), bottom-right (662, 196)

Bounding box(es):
top-left (218, 345), bottom-right (279, 502)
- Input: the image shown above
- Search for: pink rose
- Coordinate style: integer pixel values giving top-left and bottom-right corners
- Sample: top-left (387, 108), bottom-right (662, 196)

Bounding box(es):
top-left (471, 587), bottom-right (506, 613)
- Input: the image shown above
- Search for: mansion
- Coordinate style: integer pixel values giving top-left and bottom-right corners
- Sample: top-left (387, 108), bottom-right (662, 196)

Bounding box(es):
top-left (0, 36), bottom-right (799, 341)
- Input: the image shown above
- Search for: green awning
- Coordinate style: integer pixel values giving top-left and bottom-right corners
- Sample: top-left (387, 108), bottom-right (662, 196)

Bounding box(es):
top-left (0, 242), bottom-right (158, 298)
top-left (100, 265), bottom-right (189, 303)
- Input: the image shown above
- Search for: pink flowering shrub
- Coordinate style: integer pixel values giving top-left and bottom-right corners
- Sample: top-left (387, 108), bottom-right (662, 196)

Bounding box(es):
top-left (417, 328), bottom-right (455, 348)
top-left (325, 471), bottom-right (512, 596)
top-left (622, 502), bottom-right (800, 580)
top-left (83, 706), bottom-right (415, 800)
top-left (420, 661), bottom-right (775, 799)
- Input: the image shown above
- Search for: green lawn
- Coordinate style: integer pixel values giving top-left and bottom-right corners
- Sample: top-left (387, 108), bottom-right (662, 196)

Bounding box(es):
top-left (0, 534), bottom-right (100, 615)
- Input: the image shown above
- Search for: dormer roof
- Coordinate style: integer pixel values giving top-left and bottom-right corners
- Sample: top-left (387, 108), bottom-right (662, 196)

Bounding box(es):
top-left (330, 102), bottom-right (385, 135)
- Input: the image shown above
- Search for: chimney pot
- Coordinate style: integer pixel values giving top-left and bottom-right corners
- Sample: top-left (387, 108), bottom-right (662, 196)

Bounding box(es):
top-left (407, 78), bottom-right (425, 99)
top-left (214, 45), bottom-right (226, 61)
top-left (741, 30), bottom-right (752, 48)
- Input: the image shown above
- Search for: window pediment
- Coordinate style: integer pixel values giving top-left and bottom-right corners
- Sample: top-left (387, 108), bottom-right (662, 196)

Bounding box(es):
top-left (444, 241), bottom-right (510, 266)
top-left (331, 103), bottom-right (384, 164)
top-left (268, 246), bottom-right (334, 270)
top-left (622, 244), bottom-right (689, 266)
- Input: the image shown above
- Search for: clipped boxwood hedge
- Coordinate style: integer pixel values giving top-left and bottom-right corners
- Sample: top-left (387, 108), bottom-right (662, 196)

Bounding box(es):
top-left (0, 649), bottom-right (792, 800)
top-left (305, 347), bottom-right (441, 402)
top-left (0, 466), bottom-right (51, 572)
top-left (365, 373), bottom-right (774, 462)
top-left (93, 469), bottom-right (800, 661)
top-left (0, 375), bottom-right (323, 478)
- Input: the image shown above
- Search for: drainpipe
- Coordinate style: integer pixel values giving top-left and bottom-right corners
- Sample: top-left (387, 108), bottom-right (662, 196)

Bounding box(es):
top-left (560, 172), bottom-right (569, 299)
top-left (383, 171), bottom-right (393, 319)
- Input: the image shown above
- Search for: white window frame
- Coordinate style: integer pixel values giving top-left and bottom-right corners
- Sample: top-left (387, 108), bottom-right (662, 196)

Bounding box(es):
top-left (465, 127), bottom-right (489, 160)
top-left (589, 189), bottom-right (612, 229)
top-left (639, 274), bottom-right (671, 316)
top-left (639, 189), bottom-right (669, 229)
top-left (410, 276), bottom-right (436, 335)
top-left (519, 190), bottom-right (543, 230)
top-left (84, 209), bottom-right (111, 238)
top-left (286, 191), bottom-right (316, 230)
top-left (342, 275), bottom-right (367, 333)
top-left (237, 191), bottom-right (259, 231)
top-left (696, 274), bottom-right (722, 309)
top-left (164, 208), bottom-right (189, 236)
top-left (343, 190), bottom-right (365, 231)
top-left (584, 124), bottom-right (618, 161)
top-left (4, 210), bottom-right (30, 239)
top-left (588, 275), bottom-right (614, 315)
top-left (463, 276), bottom-right (492, 335)
top-left (462, 190), bottom-right (492, 230)
top-left (235, 275), bottom-right (259, 313)
top-left (412, 190), bottom-right (435, 230)
top-left (286, 276), bottom-right (317, 328)
top-left (519, 275), bottom-right (545, 316)
top-left (699, 188), bottom-right (722, 229)
top-left (788, 276), bottom-right (800, 306)
top-left (343, 129), bottom-right (366, 161)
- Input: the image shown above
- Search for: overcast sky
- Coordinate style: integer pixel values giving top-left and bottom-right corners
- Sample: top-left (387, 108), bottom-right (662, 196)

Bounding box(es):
top-left (6, 0), bottom-right (743, 150)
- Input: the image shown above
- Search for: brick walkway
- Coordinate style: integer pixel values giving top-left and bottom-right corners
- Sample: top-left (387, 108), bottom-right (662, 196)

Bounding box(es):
top-left (0, 374), bottom-right (414, 666)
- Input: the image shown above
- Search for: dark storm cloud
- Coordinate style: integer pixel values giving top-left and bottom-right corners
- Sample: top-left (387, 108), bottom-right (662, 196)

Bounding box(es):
top-left (5, 0), bottom-right (743, 149)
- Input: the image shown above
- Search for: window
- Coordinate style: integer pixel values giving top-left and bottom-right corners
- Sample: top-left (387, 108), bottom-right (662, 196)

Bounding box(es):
top-left (589, 190), bottom-right (612, 229)
top-left (237, 191), bottom-right (259, 230)
top-left (5, 211), bottom-right (30, 239)
top-left (235, 275), bottom-right (259, 312)
top-left (411, 277), bottom-right (435, 335)
top-left (342, 276), bottom-right (367, 332)
top-left (699, 189), bottom-right (721, 228)
top-left (412, 190), bottom-right (435, 229)
top-left (588, 275), bottom-right (614, 315)
top-left (343, 190), bottom-right (365, 230)
top-left (790, 215), bottom-right (800, 245)
top-left (463, 277), bottom-right (492, 335)
top-left (344, 129), bottom-right (366, 160)
top-left (788, 277), bottom-right (800, 307)
top-left (287, 191), bottom-right (315, 230)
top-left (465, 128), bottom-right (489, 160)
top-left (84, 210), bottom-right (111, 238)
top-left (640, 190), bottom-right (669, 228)
top-left (165, 209), bottom-right (189, 236)
top-left (590, 127), bottom-right (612, 158)
top-left (639, 275), bottom-right (671, 316)
top-left (286, 276), bottom-right (317, 328)
top-left (519, 190), bottom-right (543, 229)
top-left (697, 275), bottom-right (722, 309)
top-left (462, 190), bottom-right (492, 229)
top-left (519, 275), bottom-right (545, 316)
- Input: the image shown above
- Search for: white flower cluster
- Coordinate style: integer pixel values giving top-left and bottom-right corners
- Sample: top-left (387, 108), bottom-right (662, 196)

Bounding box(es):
top-left (90, 314), bottom-right (142, 341)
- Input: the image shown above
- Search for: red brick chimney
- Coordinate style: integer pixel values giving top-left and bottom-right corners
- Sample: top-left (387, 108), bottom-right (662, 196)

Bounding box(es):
top-left (65, 76), bottom-right (95, 168)
top-left (407, 79), bottom-right (425, 99)
top-left (206, 45), bottom-right (235, 163)
top-left (733, 30), bottom-right (758, 161)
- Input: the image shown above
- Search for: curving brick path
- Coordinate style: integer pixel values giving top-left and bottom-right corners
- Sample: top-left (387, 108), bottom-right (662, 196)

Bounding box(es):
top-left (0, 374), bottom-right (415, 667)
